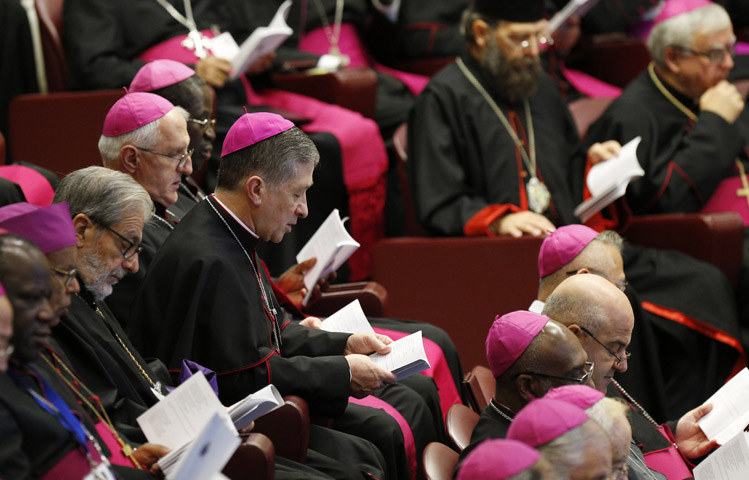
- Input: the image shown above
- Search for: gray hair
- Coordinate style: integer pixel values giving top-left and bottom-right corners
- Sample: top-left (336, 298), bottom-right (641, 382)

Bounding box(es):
top-left (648, 4), bottom-right (732, 69)
top-left (53, 166), bottom-right (154, 226)
top-left (542, 292), bottom-right (605, 333)
top-left (594, 230), bottom-right (623, 252)
top-left (216, 126), bottom-right (319, 191)
top-left (460, 4), bottom-right (500, 46)
top-left (539, 420), bottom-right (602, 477)
top-left (98, 106), bottom-right (189, 168)
top-left (585, 397), bottom-right (629, 434)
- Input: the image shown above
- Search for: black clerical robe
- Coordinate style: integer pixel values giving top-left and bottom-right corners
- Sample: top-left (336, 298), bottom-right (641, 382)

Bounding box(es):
top-left (456, 401), bottom-right (512, 473)
top-left (0, 360), bottom-right (153, 480)
top-left (51, 288), bottom-right (173, 444)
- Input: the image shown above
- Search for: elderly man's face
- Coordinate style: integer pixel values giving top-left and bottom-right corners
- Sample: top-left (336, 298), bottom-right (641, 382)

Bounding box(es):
top-left (185, 83), bottom-right (216, 172)
top-left (254, 161), bottom-right (313, 243)
top-left (672, 26), bottom-right (736, 98)
top-left (132, 109), bottom-right (193, 208)
top-left (76, 213), bottom-right (144, 301)
top-left (609, 414), bottom-right (632, 480)
top-left (4, 246), bottom-right (55, 363)
top-left (0, 295), bottom-right (13, 373)
top-left (47, 246), bottom-right (81, 319)
top-left (568, 421), bottom-right (613, 480)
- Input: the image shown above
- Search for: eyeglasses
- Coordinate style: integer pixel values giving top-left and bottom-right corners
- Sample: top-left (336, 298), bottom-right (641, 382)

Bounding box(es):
top-left (187, 117), bottom-right (216, 130)
top-left (678, 43), bottom-right (735, 65)
top-left (516, 361), bottom-right (594, 385)
top-left (93, 220), bottom-right (144, 259)
top-left (136, 146), bottom-right (194, 169)
top-left (580, 326), bottom-right (631, 366)
top-left (52, 267), bottom-right (77, 288)
top-left (565, 268), bottom-right (628, 292)
top-left (500, 30), bottom-right (554, 52)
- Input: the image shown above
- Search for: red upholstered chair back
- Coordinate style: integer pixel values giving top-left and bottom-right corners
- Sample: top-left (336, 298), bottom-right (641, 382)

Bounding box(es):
top-left (576, 36), bottom-right (651, 89)
top-left (462, 365), bottom-right (495, 413)
top-left (36, 0), bottom-right (67, 91)
top-left (423, 442), bottom-right (459, 480)
top-left (0, 131), bottom-right (6, 165)
top-left (445, 403), bottom-right (480, 452)
top-left (8, 90), bottom-right (124, 177)
top-left (568, 96), bottom-right (614, 140)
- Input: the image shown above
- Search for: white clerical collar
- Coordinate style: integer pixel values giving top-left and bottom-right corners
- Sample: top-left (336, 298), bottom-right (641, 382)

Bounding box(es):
top-left (210, 193), bottom-right (259, 239)
top-left (528, 300), bottom-right (545, 314)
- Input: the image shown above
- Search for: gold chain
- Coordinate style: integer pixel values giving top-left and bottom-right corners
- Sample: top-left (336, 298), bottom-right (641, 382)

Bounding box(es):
top-left (40, 353), bottom-right (143, 469)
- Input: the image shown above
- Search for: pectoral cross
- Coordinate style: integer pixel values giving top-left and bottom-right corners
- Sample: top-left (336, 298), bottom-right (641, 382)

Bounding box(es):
top-left (181, 29), bottom-right (209, 59)
top-left (735, 160), bottom-right (749, 208)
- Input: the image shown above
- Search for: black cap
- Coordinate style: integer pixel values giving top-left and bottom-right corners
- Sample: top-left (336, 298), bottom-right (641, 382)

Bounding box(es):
top-left (473, 0), bottom-right (545, 22)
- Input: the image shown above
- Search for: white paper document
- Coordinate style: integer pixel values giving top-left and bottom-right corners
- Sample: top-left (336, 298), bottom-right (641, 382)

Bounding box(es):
top-left (229, 0), bottom-right (293, 79)
top-left (694, 431), bottom-right (749, 480)
top-left (574, 136), bottom-right (644, 222)
top-left (296, 208), bottom-right (360, 306)
top-left (698, 368), bottom-right (749, 445)
top-left (158, 412), bottom-right (241, 480)
top-left (227, 384), bottom-right (285, 431)
top-left (369, 331), bottom-right (431, 381)
top-left (548, 0), bottom-right (600, 33)
top-left (321, 300), bottom-right (375, 334)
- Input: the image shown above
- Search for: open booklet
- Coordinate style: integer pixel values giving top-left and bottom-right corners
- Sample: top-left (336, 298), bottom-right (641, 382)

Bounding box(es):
top-left (574, 136), bottom-right (644, 223)
top-left (548, 0), bottom-right (600, 33)
top-left (697, 368), bottom-right (749, 446)
top-left (210, 0), bottom-right (293, 79)
top-left (322, 300), bottom-right (431, 380)
top-left (694, 430), bottom-right (749, 480)
top-left (297, 209), bottom-right (360, 306)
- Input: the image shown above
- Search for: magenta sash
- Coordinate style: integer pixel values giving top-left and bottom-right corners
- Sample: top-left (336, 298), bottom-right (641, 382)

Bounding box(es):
top-left (642, 425), bottom-right (693, 479)
top-left (299, 24), bottom-right (430, 96)
top-left (737, 42), bottom-right (749, 55)
top-left (94, 422), bottom-right (138, 468)
top-left (373, 327), bottom-right (461, 420)
top-left (700, 175), bottom-right (749, 226)
top-left (559, 60), bottom-right (622, 99)
top-left (349, 394), bottom-right (417, 480)
top-left (138, 30), bottom-right (215, 64)
top-left (0, 165), bottom-right (54, 206)
top-left (39, 439), bottom-right (109, 480)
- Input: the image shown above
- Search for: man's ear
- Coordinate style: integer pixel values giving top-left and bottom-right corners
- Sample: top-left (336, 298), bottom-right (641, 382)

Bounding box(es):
top-left (664, 46), bottom-right (683, 74)
top-left (568, 324), bottom-right (585, 340)
top-left (472, 19), bottom-right (490, 49)
top-left (120, 145), bottom-right (139, 174)
top-left (515, 374), bottom-right (540, 402)
top-left (72, 213), bottom-right (94, 248)
top-left (245, 176), bottom-right (264, 206)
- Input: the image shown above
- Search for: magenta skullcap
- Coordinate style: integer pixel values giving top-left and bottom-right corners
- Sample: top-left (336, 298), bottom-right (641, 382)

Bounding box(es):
top-left (0, 202), bottom-right (77, 254)
top-left (537, 224), bottom-right (598, 277)
top-left (456, 438), bottom-right (541, 480)
top-left (129, 60), bottom-right (196, 92)
top-left (486, 311), bottom-right (549, 378)
top-left (221, 112), bottom-right (294, 157)
top-left (102, 91), bottom-right (174, 137)
top-left (508, 398), bottom-right (589, 447)
top-left (653, 0), bottom-right (714, 26)
top-left (544, 384), bottom-right (604, 410)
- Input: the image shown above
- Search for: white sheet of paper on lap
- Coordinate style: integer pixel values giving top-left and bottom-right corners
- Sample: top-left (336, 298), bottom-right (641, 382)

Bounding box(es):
top-left (158, 412), bottom-right (241, 480)
top-left (574, 136), bottom-right (644, 222)
top-left (694, 431), bottom-right (749, 480)
top-left (229, 0), bottom-right (292, 79)
top-left (296, 208), bottom-right (360, 306)
top-left (369, 331), bottom-right (431, 381)
top-left (136, 372), bottom-right (236, 451)
top-left (321, 299), bottom-right (375, 334)
top-left (227, 384), bottom-right (285, 431)
top-left (698, 368), bottom-right (749, 445)
top-left (548, 0), bottom-right (600, 33)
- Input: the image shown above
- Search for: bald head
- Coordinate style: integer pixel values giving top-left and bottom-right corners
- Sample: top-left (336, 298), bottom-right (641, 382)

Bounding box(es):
top-left (543, 275), bottom-right (634, 393)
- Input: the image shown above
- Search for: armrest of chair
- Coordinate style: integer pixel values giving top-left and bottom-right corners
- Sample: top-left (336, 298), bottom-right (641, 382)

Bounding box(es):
top-left (423, 442), bottom-right (459, 480)
top-left (462, 365), bottom-right (494, 413)
top-left (272, 66), bottom-right (378, 119)
top-left (620, 212), bottom-right (744, 288)
top-left (304, 281), bottom-right (388, 317)
top-left (252, 395), bottom-right (310, 463)
top-left (445, 404), bottom-right (480, 452)
top-left (223, 433), bottom-right (275, 480)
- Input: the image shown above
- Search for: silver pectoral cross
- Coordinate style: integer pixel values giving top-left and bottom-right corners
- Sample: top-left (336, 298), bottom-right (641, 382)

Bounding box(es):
top-left (181, 29), bottom-right (210, 59)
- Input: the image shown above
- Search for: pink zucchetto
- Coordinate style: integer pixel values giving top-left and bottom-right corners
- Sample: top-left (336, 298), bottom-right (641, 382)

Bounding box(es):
top-left (456, 438), bottom-right (541, 480)
top-left (102, 91), bottom-right (174, 137)
top-left (221, 112), bottom-right (295, 157)
top-left (537, 224), bottom-right (598, 277)
top-left (544, 384), bottom-right (604, 410)
top-left (508, 398), bottom-right (589, 447)
top-left (486, 311), bottom-right (549, 379)
top-left (0, 202), bottom-right (77, 254)
top-left (652, 0), bottom-right (714, 26)
top-left (129, 59), bottom-right (197, 92)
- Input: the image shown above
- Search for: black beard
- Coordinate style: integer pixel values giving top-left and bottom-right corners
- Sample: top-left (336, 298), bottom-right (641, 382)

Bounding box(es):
top-left (479, 37), bottom-right (543, 102)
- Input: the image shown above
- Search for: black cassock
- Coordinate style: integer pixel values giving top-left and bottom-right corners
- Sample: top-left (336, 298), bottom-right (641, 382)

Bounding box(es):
top-left (129, 195), bottom-right (436, 479)
top-left (408, 51), bottom-right (743, 422)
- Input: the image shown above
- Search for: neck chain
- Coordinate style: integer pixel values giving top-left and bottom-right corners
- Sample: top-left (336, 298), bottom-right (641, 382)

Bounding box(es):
top-left (206, 196), bottom-right (281, 351)
top-left (457, 57), bottom-right (551, 214)
top-left (78, 294), bottom-right (163, 395)
top-left (151, 209), bottom-right (177, 231)
top-left (40, 352), bottom-right (142, 469)
top-left (489, 398), bottom-right (514, 422)
top-left (153, 0), bottom-right (211, 58)
top-left (179, 181), bottom-right (205, 204)
top-left (312, 0), bottom-right (346, 59)
top-left (612, 379), bottom-right (659, 428)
